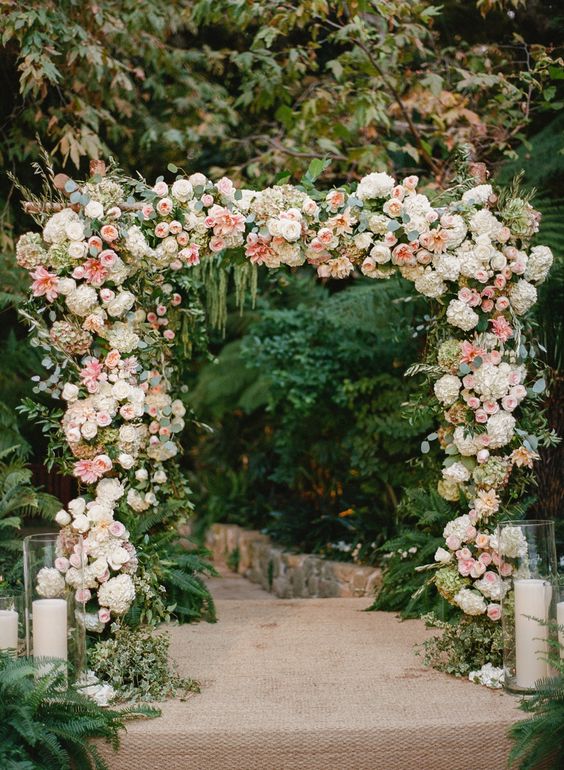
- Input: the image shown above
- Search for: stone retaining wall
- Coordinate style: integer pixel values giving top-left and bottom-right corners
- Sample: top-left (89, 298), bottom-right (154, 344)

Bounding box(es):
top-left (205, 523), bottom-right (381, 599)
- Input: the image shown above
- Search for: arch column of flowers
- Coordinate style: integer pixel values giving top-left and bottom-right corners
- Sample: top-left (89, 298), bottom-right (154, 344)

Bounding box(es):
top-left (17, 160), bottom-right (553, 643)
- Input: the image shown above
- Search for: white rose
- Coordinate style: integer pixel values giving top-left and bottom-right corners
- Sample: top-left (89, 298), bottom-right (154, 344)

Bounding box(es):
top-left (106, 291), bottom-right (136, 318)
top-left (84, 200), bottom-right (104, 219)
top-left (72, 514), bottom-right (91, 533)
top-left (68, 497), bottom-right (87, 516)
top-left (278, 219), bottom-right (302, 242)
top-left (369, 244), bottom-right (391, 264)
top-left (171, 179), bottom-right (193, 202)
top-left (188, 172), bottom-right (208, 188)
top-left (135, 468), bottom-right (149, 481)
top-left (112, 380), bottom-right (132, 400)
top-left (434, 547), bottom-right (452, 564)
top-left (353, 232), bottom-right (372, 251)
top-left (81, 421), bottom-right (98, 440)
top-left (58, 277), bottom-right (77, 296)
top-left (68, 241), bottom-right (88, 260)
top-left (55, 509), bottom-right (71, 526)
top-left (66, 221), bottom-right (85, 241)
top-left (118, 452), bottom-right (135, 469)
top-left (119, 425), bottom-right (137, 444)
top-left (153, 470), bottom-right (167, 484)
top-left (171, 399), bottom-right (186, 416)
top-left (62, 383), bottom-right (79, 401)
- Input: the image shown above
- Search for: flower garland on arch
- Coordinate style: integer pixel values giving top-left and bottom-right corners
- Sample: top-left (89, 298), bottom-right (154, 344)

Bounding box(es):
top-left (17, 162), bottom-right (554, 635)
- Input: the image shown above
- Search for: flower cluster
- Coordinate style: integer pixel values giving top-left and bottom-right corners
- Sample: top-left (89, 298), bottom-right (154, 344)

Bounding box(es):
top-left (19, 166), bottom-right (551, 632)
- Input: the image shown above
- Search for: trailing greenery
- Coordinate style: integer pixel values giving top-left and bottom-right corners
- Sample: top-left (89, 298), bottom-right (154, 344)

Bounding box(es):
top-left (0, 653), bottom-right (158, 770)
top-left (419, 613), bottom-right (504, 677)
top-left (89, 626), bottom-right (199, 703)
top-left (509, 632), bottom-right (564, 770)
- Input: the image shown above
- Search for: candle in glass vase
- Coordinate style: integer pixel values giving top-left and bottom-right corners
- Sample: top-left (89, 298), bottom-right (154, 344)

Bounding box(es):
top-left (32, 599), bottom-right (67, 660)
top-left (514, 579), bottom-right (551, 690)
top-left (0, 609), bottom-right (18, 651)
top-left (557, 600), bottom-right (564, 660)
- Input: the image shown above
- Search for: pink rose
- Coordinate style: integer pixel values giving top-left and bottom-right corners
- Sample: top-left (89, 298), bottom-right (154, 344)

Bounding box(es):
top-left (462, 374), bottom-right (476, 389)
top-left (483, 400), bottom-right (499, 415)
top-left (487, 603), bottom-right (501, 621)
top-left (475, 409), bottom-right (488, 424)
top-left (494, 274), bottom-right (506, 290)
top-left (142, 204), bottom-right (154, 220)
top-left (476, 449), bottom-right (490, 464)
top-left (88, 236), bottom-right (103, 251)
top-left (458, 547), bottom-right (472, 561)
top-left (383, 232), bottom-right (397, 247)
top-left (481, 286), bottom-right (495, 299)
top-left (466, 526), bottom-right (477, 541)
top-left (467, 396), bottom-right (481, 410)
top-left (154, 222), bottom-right (169, 238)
top-left (156, 198), bottom-right (173, 216)
top-left (163, 330), bottom-right (175, 341)
top-left (512, 261), bottom-right (526, 275)
top-left (209, 236), bottom-right (226, 252)
top-left (458, 559), bottom-right (475, 577)
top-left (109, 521), bottom-right (126, 537)
top-left (403, 175), bottom-right (419, 190)
top-left (98, 569), bottom-right (110, 583)
top-left (176, 232), bottom-right (189, 246)
top-left (481, 299), bottom-right (494, 312)
top-left (511, 385), bottom-right (527, 400)
top-left (446, 535), bottom-right (461, 550)
top-left (69, 553), bottom-right (83, 569)
top-left (475, 270), bottom-right (489, 284)
top-left (98, 608), bottom-right (111, 623)
top-left (470, 560), bottom-right (487, 578)
top-left (100, 224), bottom-right (118, 242)
top-left (489, 350), bottom-right (502, 365)
top-left (479, 552), bottom-right (493, 566)
top-left (171, 293), bottom-right (182, 306)
top-left (96, 411), bottom-right (112, 427)
top-left (201, 193), bottom-right (214, 207)
top-left (153, 181), bottom-right (169, 197)
top-left (216, 177), bottom-right (234, 196)
top-left (499, 562), bottom-right (512, 577)
top-left (475, 533), bottom-right (490, 549)
top-left (496, 296), bottom-right (510, 311)
top-left (479, 434), bottom-right (492, 446)
top-left (99, 249), bottom-right (117, 267)
top-left (55, 557), bottom-right (70, 572)
top-left (75, 588), bottom-right (92, 603)
top-left (501, 396), bottom-right (518, 412)
top-left (169, 220), bottom-right (182, 235)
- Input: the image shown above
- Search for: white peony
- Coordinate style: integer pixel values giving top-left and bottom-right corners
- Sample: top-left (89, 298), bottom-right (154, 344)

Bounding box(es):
top-left (84, 200), bottom-right (104, 219)
top-left (171, 179), bottom-right (193, 202)
top-left (434, 374), bottom-right (462, 405)
top-left (446, 299), bottom-right (479, 331)
top-left (68, 497), bottom-right (87, 516)
top-left (96, 478), bottom-right (124, 502)
top-left (62, 383), bottom-right (79, 401)
top-left (414, 269), bottom-right (447, 299)
top-left (442, 462), bottom-right (471, 483)
top-left (525, 245), bottom-right (553, 284)
top-left (454, 588), bottom-right (487, 616)
top-left (97, 574), bottom-right (136, 615)
top-left (72, 514), bottom-right (91, 534)
top-left (105, 291), bottom-right (136, 318)
top-left (508, 279), bottom-right (537, 316)
top-left (486, 410), bottom-right (516, 449)
top-left (36, 567), bottom-right (66, 598)
top-left (118, 452), bottom-right (135, 469)
top-left (277, 218), bottom-right (302, 242)
top-left (462, 185), bottom-right (493, 205)
top-left (356, 172), bottom-right (396, 200)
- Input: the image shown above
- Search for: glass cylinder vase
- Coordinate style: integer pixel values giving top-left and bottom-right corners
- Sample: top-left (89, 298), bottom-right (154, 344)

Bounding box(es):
top-left (0, 594), bottom-right (25, 656)
top-left (23, 533), bottom-right (86, 680)
top-left (499, 520), bottom-right (558, 693)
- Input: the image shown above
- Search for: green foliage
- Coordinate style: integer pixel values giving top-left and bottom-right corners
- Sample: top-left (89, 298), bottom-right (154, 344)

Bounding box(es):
top-left (0, 653), bottom-right (158, 770)
top-left (419, 612), bottom-right (504, 676)
top-left (89, 626), bottom-right (199, 703)
top-left (226, 547), bottom-right (240, 573)
top-left (370, 487), bottom-right (456, 616)
top-left (509, 633), bottom-right (564, 770)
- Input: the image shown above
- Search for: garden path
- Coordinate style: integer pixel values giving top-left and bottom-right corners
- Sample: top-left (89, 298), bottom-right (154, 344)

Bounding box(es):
top-left (104, 570), bottom-right (523, 770)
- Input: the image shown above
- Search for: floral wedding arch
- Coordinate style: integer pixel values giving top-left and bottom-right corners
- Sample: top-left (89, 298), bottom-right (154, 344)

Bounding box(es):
top-left (17, 159), bottom-right (553, 638)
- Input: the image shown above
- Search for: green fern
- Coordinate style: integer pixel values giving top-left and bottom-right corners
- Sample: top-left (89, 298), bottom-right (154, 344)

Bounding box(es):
top-left (0, 654), bottom-right (158, 770)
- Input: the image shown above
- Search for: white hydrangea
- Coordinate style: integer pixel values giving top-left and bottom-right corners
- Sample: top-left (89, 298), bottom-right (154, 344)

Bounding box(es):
top-left (508, 279), bottom-right (537, 316)
top-left (472, 362), bottom-right (512, 401)
top-left (446, 299), bottom-right (479, 331)
top-left (486, 410), bottom-right (516, 449)
top-left (453, 588), bottom-right (487, 615)
top-left (106, 323), bottom-right (140, 353)
top-left (414, 269), bottom-right (447, 299)
top-left (443, 514), bottom-right (472, 543)
top-left (433, 253), bottom-right (461, 281)
top-left (462, 185), bottom-right (493, 205)
top-left (97, 574), bottom-right (136, 615)
top-left (498, 525), bottom-right (528, 559)
top-left (402, 193), bottom-right (432, 219)
top-left (66, 285), bottom-right (98, 317)
top-left (125, 226), bottom-right (153, 259)
top-left (434, 374), bottom-right (462, 405)
top-left (453, 426), bottom-right (480, 456)
top-left (468, 209), bottom-right (504, 240)
top-left (525, 245), bottom-right (553, 284)
top-left (36, 567), bottom-right (66, 598)
top-left (442, 462), bottom-right (471, 483)
top-left (474, 573), bottom-right (509, 601)
top-left (356, 172), bottom-right (396, 200)
top-left (468, 663), bottom-right (504, 689)
top-left (43, 208), bottom-right (80, 244)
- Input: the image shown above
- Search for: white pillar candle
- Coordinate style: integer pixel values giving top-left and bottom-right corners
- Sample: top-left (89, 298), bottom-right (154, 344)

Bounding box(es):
top-left (557, 601), bottom-right (564, 660)
top-left (514, 578), bottom-right (551, 690)
top-left (0, 609), bottom-right (18, 651)
top-left (32, 599), bottom-right (67, 660)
